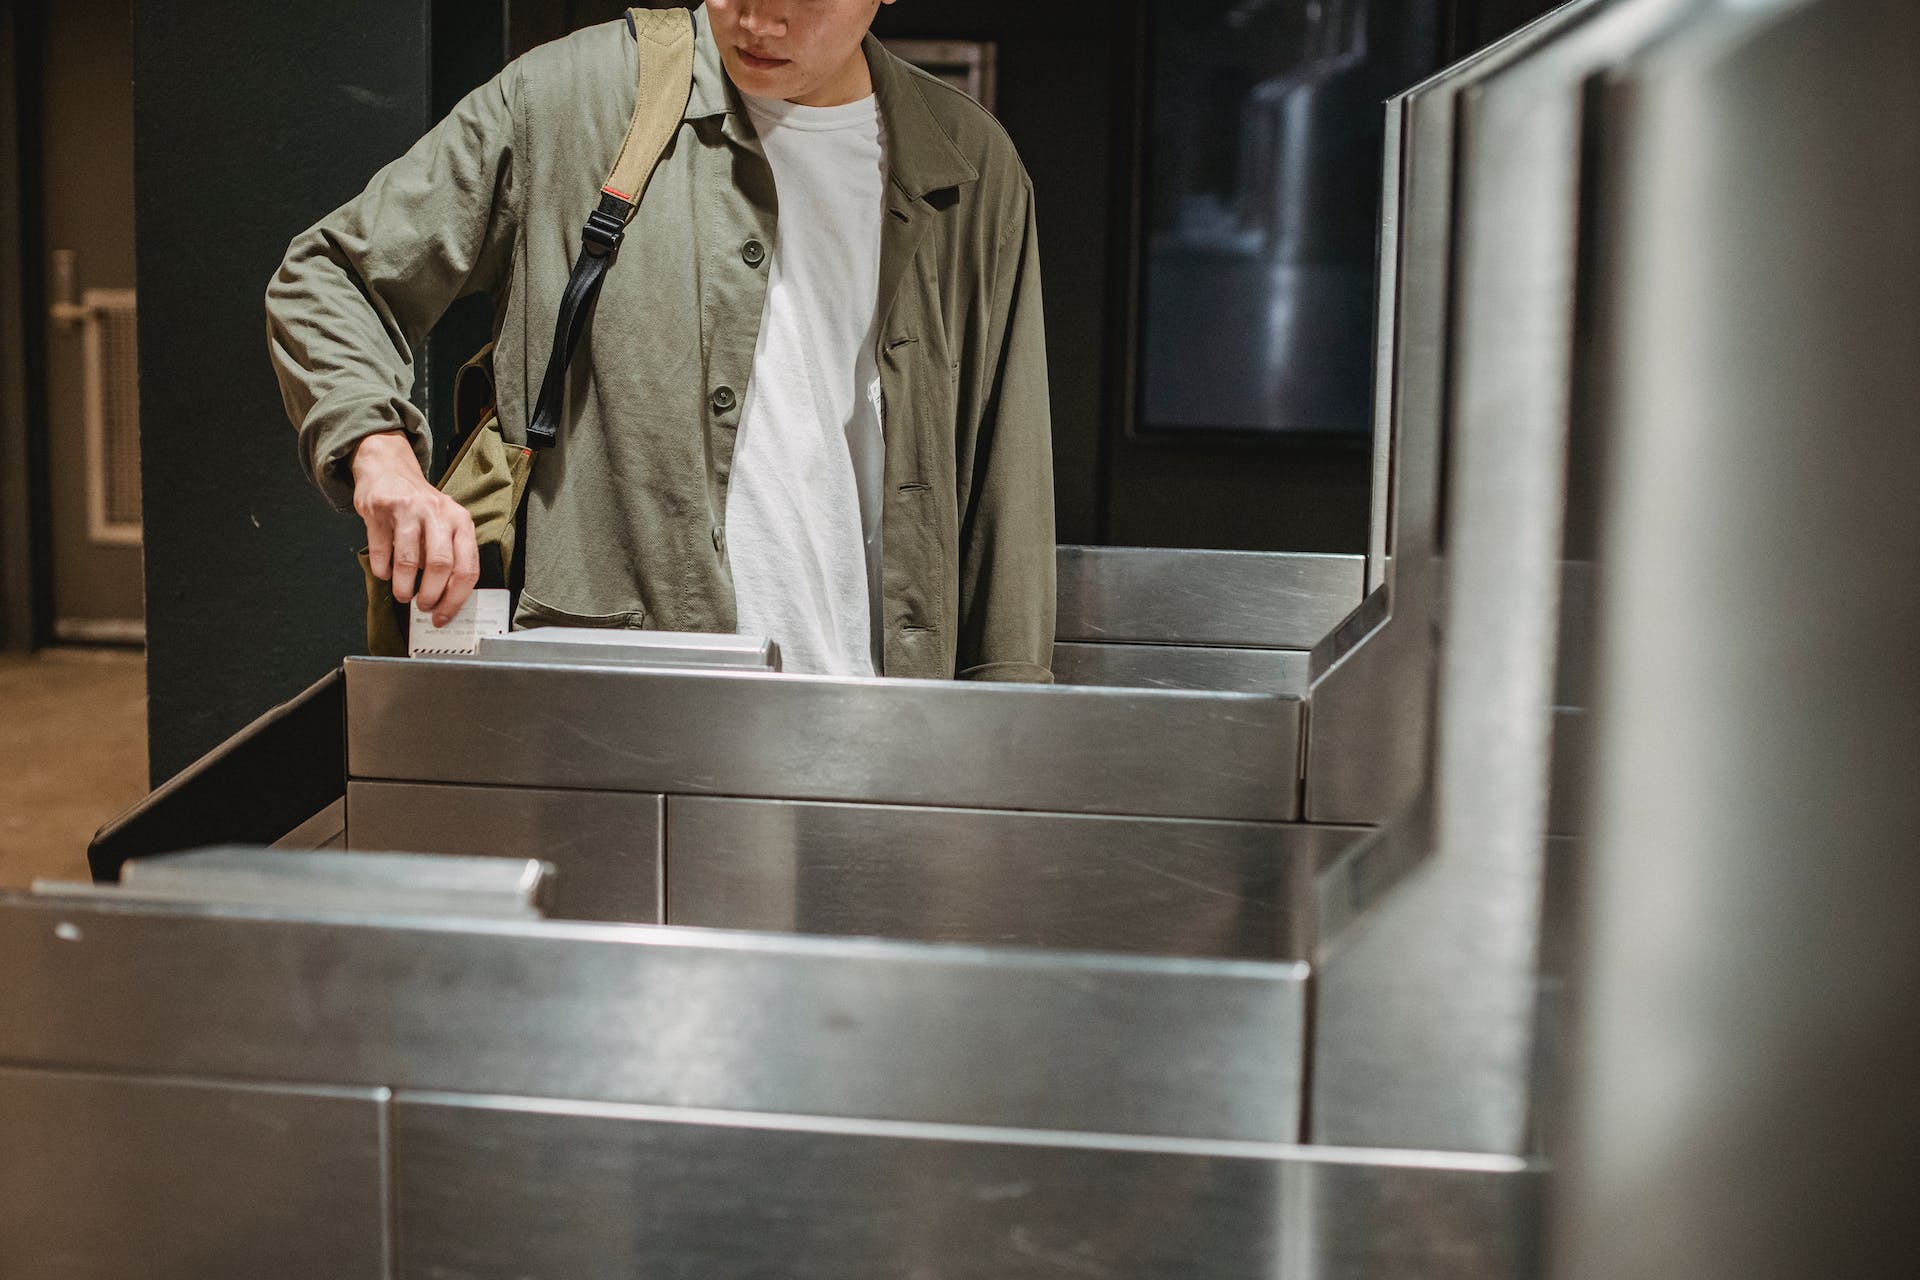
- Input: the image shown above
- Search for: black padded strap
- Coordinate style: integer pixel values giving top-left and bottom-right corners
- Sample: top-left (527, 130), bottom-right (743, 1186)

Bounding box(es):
top-left (525, 193), bottom-right (631, 450)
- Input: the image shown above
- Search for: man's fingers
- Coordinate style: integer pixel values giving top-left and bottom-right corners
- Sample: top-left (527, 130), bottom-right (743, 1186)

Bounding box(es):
top-left (438, 513), bottom-right (482, 626)
top-left (365, 517), bottom-right (394, 581)
top-left (390, 516), bottom-right (423, 604)
top-left (352, 434), bottom-right (430, 586)
top-left (414, 517), bottom-right (456, 615)
top-left (353, 458), bottom-right (476, 622)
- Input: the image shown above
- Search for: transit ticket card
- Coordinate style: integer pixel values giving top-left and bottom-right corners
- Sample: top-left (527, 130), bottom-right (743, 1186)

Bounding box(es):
top-left (408, 589), bottom-right (510, 657)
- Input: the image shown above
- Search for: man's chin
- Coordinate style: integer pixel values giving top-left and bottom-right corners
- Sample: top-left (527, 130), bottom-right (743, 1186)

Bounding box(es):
top-left (722, 55), bottom-right (801, 99)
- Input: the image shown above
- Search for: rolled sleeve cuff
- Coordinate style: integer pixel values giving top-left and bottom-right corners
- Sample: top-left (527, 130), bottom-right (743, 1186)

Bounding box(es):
top-left (304, 399), bottom-right (433, 513)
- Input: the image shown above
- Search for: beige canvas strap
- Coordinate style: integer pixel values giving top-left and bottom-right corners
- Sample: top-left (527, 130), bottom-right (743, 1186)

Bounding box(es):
top-left (603, 8), bottom-right (696, 208)
top-left (525, 6), bottom-right (695, 450)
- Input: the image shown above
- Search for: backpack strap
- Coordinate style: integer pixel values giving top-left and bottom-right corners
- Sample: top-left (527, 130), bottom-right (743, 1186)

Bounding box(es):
top-left (524, 7), bottom-right (696, 450)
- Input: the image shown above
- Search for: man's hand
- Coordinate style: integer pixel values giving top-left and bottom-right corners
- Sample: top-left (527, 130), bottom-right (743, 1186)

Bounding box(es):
top-left (351, 431), bottom-right (479, 626)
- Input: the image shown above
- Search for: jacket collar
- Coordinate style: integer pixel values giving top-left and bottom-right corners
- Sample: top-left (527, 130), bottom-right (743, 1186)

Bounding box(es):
top-left (863, 28), bottom-right (978, 200)
top-left (679, 4), bottom-right (978, 200)
top-left (684, 4), bottom-right (734, 123)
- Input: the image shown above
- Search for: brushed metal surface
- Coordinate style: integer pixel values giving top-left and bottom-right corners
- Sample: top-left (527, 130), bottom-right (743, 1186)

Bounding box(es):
top-left (0, 1066), bottom-right (389, 1279)
top-left (0, 893), bottom-right (1306, 1141)
top-left (1054, 546), bottom-right (1363, 648)
top-left (1365, 99), bottom-right (1404, 593)
top-left (393, 1094), bottom-right (1540, 1280)
top-left (65, 846), bottom-right (551, 918)
top-left (346, 658), bottom-right (1303, 822)
top-left (1303, 578), bottom-right (1434, 825)
top-left (1312, 0), bottom-right (1705, 1156)
top-left (1559, 4), bottom-right (1920, 1276)
top-left (1309, 2), bottom-right (1613, 828)
top-left (1307, 580), bottom-right (1389, 683)
top-left (1300, 38), bottom-right (1470, 825)
top-left (1546, 707), bottom-right (1588, 838)
top-left (666, 798), bottom-right (1367, 959)
top-left (348, 782), bottom-right (663, 923)
top-left (1377, 69), bottom-right (1451, 578)
top-left (1051, 641), bottom-right (1310, 694)
top-left (1554, 560), bottom-right (1595, 709)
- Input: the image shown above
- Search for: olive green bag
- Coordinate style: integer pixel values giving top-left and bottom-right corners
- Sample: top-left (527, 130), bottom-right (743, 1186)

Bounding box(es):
top-left (359, 6), bottom-right (697, 655)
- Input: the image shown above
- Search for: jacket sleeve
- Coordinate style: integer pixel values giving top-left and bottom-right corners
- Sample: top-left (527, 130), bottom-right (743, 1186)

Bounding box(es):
top-left (955, 181), bottom-right (1057, 683)
top-left (265, 69), bottom-right (521, 511)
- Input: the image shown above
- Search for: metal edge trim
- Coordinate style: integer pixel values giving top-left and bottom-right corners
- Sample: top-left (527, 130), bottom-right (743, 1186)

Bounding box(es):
top-left (392, 1088), bottom-right (1538, 1173)
top-left (0, 892), bottom-right (1311, 980)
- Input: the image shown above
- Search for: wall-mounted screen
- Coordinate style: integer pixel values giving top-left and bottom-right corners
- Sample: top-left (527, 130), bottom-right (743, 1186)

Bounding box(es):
top-left (1135, 0), bottom-right (1443, 438)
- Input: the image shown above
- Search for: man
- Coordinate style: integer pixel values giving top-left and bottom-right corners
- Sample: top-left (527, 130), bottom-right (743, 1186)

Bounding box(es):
top-left (267, 0), bottom-right (1055, 680)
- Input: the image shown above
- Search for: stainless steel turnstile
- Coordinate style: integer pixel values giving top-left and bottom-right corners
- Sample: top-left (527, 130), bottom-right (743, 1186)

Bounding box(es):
top-left (340, 645), bottom-right (1346, 952)
top-left (15, 0), bottom-right (1891, 1275)
top-left (330, 541), bottom-right (1373, 956)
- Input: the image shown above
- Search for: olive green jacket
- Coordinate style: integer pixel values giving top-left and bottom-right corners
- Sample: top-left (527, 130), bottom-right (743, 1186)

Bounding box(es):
top-left (266, 5), bottom-right (1055, 681)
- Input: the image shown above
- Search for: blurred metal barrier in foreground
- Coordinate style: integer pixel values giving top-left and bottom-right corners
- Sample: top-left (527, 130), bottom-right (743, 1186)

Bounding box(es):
top-left (1554, 1), bottom-right (1920, 1277)
top-left (3, 855), bottom-right (1535, 1280)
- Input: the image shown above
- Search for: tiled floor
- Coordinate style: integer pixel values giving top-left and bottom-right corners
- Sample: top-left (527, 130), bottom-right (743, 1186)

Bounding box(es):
top-left (0, 648), bottom-right (148, 889)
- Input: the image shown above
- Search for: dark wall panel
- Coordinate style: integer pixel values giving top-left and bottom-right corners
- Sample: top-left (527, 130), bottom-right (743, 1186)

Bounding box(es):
top-left (1107, 447), bottom-right (1371, 553)
top-left (133, 2), bottom-right (435, 782)
top-left (0, 3), bottom-right (45, 652)
top-left (1456, 0), bottom-right (1567, 56)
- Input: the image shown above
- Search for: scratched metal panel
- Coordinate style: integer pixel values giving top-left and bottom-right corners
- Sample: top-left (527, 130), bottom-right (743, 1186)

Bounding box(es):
top-left (667, 798), bottom-right (1366, 959)
top-left (1055, 546), bottom-right (1363, 649)
top-left (346, 658), bottom-right (1302, 821)
top-left (393, 1095), bottom-right (1541, 1280)
top-left (0, 894), bottom-right (1305, 1141)
top-left (1051, 642), bottom-right (1310, 695)
top-left (348, 782), bottom-right (664, 922)
top-left (0, 1066), bottom-right (389, 1278)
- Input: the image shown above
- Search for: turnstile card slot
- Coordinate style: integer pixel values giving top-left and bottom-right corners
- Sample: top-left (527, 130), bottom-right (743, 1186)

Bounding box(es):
top-left (476, 626), bottom-right (782, 672)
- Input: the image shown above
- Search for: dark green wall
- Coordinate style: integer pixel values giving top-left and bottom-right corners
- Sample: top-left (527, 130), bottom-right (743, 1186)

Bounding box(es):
top-left (0, 2), bottom-right (44, 652)
top-left (133, 2), bottom-right (504, 783)
top-left (1455, 0), bottom-right (1569, 54)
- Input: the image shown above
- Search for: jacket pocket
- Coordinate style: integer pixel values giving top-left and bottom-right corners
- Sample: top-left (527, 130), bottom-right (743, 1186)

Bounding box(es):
top-left (515, 591), bottom-right (648, 631)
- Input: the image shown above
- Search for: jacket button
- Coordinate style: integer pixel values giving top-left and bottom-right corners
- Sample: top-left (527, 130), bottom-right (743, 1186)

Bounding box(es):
top-left (711, 524), bottom-right (725, 552)
top-left (741, 239), bottom-right (765, 266)
top-left (711, 385), bottom-right (737, 413)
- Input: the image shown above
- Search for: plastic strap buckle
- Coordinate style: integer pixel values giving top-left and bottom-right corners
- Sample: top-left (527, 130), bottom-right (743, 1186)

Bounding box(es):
top-left (581, 191), bottom-right (632, 257)
top-left (582, 208), bottom-right (625, 256)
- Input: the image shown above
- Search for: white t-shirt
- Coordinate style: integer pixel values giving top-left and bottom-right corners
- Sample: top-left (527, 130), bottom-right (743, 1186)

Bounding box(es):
top-left (726, 92), bottom-right (888, 676)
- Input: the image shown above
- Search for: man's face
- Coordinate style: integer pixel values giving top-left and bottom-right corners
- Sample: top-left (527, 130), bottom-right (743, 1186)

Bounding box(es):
top-left (707, 0), bottom-right (893, 107)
